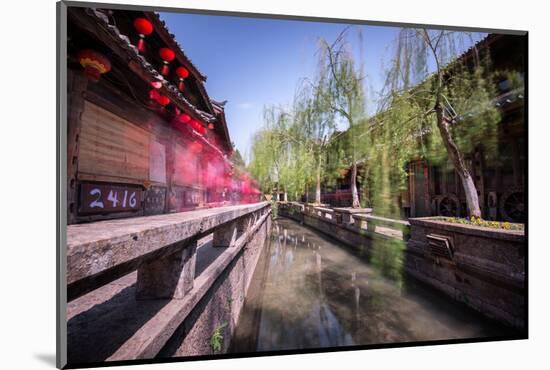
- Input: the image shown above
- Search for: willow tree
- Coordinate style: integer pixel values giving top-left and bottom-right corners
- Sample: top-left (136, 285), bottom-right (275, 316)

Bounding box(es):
top-left (277, 119), bottom-right (316, 202)
top-left (381, 29), bottom-right (500, 218)
top-left (249, 104), bottom-right (315, 201)
top-left (248, 129), bottom-right (278, 195)
top-left (293, 75), bottom-right (336, 204)
top-left (248, 106), bottom-right (286, 197)
top-left (319, 29), bottom-right (366, 208)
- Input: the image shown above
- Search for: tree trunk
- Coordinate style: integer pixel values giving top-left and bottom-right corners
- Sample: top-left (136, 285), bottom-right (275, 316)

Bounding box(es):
top-left (435, 103), bottom-right (481, 218)
top-left (351, 160), bottom-right (360, 208)
top-left (315, 162), bottom-right (322, 204)
top-left (305, 183), bottom-right (309, 203)
top-left (283, 187), bottom-right (288, 202)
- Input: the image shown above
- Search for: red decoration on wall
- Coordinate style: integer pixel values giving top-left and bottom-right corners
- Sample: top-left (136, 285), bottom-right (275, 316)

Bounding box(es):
top-left (149, 89), bottom-right (160, 101)
top-left (196, 124), bottom-right (206, 135)
top-left (77, 49), bottom-right (111, 82)
top-left (157, 95), bottom-right (170, 107)
top-left (190, 120), bottom-right (202, 132)
top-left (189, 141), bottom-right (203, 154)
top-left (150, 81), bottom-right (162, 89)
top-left (159, 48), bottom-right (175, 76)
top-left (178, 113), bottom-right (191, 123)
top-left (133, 18), bottom-right (154, 53)
top-left (177, 81), bottom-right (185, 92)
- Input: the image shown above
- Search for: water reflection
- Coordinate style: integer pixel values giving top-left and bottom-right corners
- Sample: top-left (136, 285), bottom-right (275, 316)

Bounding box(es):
top-left (370, 237), bottom-right (406, 288)
top-left (230, 218), bottom-right (514, 353)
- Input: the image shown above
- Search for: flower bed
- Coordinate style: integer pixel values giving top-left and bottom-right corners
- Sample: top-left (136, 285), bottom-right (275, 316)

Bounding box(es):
top-left (443, 216), bottom-right (524, 231)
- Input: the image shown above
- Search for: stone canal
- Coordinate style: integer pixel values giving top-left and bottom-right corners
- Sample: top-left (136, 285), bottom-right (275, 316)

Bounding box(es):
top-left (230, 217), bottom-right (516, 352)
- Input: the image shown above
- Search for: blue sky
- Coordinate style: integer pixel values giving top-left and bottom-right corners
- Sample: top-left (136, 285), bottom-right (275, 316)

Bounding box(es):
top-left (159, 12), bottom-right (481, 161)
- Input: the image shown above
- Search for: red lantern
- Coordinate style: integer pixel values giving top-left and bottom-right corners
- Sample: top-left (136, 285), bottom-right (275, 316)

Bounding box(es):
top-left (191, 120), bottom-right (200, 131)
top-left (150, 80), bottom-right (162, 89)
top-left (176, 66), bottom-right (189, 79)
top-left (175, 66), bottom-right (189, 92)
top-left (77, 49), bottom-right (111, 82)
top-left (208, 123), bottom-right (214, 130)
top-left (189, 141), bottom-right (203, 154)
top-left (133, 18), bottom-right (154, 53)
top-left (178, 113), bottom-right (191, 123)
top-left (157, 95), bottom-right (170, 107)
top-left (190, 121), bottom-right (200, 134)
top-left (149, 89), bottom-right (160, 101)
top-left (159, 48), bottom-right (175, 76)
top-left (177, 81), bottom-right (185, 92)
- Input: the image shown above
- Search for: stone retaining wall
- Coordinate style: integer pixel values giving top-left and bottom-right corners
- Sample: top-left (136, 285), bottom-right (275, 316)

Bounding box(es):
top-left (406, 217), bottom-right (525, 329)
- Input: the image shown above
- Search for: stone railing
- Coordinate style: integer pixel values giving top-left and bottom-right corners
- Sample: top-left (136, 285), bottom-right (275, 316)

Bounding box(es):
top-left (352, 214), bottom-right (411, 240)
top-left (66, 202), bottom-right (271, 362)
top-left (280, 201), bottom-right (409, 241)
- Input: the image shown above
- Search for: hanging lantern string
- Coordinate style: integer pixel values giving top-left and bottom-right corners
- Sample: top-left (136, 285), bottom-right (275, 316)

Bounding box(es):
top-left (92, 13), bottom-right (197, 114)
top-left (90, 13), bottom-right (221, 147)
top-left (159, 48), bottom-right (176, 76)
top-left (176, 66), bottom-right (189, 92)
top-left (134, 17), bottom-right (154, 53)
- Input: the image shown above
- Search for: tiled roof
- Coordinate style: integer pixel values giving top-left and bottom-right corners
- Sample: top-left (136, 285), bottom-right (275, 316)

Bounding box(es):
top-left (151, 12), bottom-right (207, 81)
top-left (86, 8), bottom-right (215, 122)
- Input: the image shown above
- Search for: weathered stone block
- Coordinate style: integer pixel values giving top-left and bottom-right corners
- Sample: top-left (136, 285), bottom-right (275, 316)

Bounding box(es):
top-left (237, 214), bottom-right (253, 234)
top-left (213, 221), bottom-right (238, 248)
top-left (136, 242), bottom-right (197, 300)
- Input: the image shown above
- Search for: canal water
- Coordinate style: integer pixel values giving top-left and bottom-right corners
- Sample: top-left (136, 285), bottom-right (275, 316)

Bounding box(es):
top-left (230, 217), bottom-right (515, 353)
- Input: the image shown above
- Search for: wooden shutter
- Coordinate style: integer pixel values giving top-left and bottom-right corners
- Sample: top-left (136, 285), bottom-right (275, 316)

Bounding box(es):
top-left (173, 143), bottom-right (199, 186)
top-left (78, 101), bottom-right (150, 184)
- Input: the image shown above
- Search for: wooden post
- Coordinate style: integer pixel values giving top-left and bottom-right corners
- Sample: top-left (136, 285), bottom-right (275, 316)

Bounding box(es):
top-left (409, 162), bottom-right (416, 217)
top-left (66, 70), bottom-right (88, 224)
top-left (136, 242), bottom-right (197, 300)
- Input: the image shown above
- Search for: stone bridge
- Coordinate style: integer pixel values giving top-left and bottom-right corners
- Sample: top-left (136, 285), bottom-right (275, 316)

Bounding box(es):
top-left (65, 202), bottom-right (271, 365)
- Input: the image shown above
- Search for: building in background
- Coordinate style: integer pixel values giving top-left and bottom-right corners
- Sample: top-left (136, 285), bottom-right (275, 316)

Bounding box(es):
top-left (318, 34), bottom-right (525, 223)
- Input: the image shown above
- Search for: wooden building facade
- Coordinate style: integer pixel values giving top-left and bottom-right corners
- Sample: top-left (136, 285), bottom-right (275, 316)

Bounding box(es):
top-left (319, 34), bottom-right (526, 223)
top-left (405, 34), bottom-right (525, 222)
top-left (66, 6), bottom-right (257, 224)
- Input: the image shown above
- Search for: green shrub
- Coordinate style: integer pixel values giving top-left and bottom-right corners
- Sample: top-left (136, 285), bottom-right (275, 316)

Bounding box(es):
top-left (209, 322), bottom-right (228, 353)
